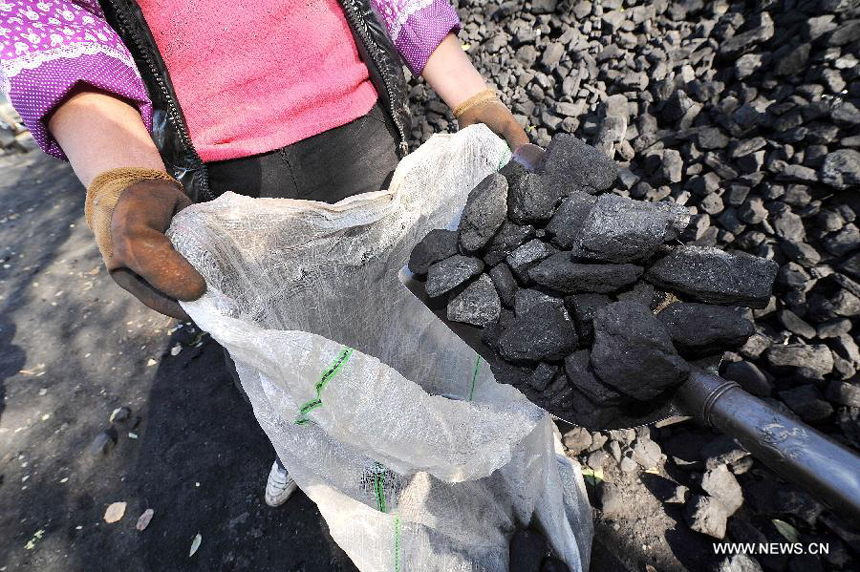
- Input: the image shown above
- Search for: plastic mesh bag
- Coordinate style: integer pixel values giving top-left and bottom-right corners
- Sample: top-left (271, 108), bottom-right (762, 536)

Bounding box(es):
top-left (168, 125), bottom-right (593, 571)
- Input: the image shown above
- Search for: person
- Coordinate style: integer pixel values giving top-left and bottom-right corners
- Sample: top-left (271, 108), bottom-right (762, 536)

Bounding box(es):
top-left (0, 0), bottom-right (528, 508)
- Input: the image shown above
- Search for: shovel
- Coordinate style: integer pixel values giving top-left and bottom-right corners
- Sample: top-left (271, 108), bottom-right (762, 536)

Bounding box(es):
top-left (399, 143), bottom-right (860, 523)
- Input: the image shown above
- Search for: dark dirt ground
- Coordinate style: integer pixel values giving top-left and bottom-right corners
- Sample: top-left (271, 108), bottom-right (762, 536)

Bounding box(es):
top-left (0, 151), bottom-right (358, 572)
top-left (0, 150), bottom-right (689, 572)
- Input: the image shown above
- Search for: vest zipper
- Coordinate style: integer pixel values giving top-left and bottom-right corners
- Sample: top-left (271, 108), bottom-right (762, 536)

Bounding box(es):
top-left (338, 0), bottom-right (410, 157)
top-left (109, 0), bottom-right (213, 200)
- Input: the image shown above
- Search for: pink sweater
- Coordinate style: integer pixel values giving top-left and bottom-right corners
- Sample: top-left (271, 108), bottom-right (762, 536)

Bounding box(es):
top-left (138, 0), bottom-right (379, 163)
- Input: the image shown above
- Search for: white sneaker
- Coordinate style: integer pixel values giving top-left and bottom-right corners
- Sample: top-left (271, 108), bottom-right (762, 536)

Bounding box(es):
top-left (264, 460), bottom-right (297, 507)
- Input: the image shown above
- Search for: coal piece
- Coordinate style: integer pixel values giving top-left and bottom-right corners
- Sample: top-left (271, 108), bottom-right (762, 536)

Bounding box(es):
top-left (507, 239), bottom-right (556, 282)
top-left (498, 303), bottom-right (578, 364)
top-left (778, 385), bottom-right (834, 423)
top-left (514, 289), bottom-right (568, 319)
top-left (766, 343), bottom-right (834, 380)
top-left (645, 246), bottom-right (778, 308)
top-left (574, 194), bottom-right (684, 263)
top-left (425, 255), bottom-right (484, 298)
top-left (537, 134), bottom-right (618, 195)
top-left (484, 221), bottom-right (537, 266)
top-left (616, 281), bottom-right (657, 308)
top-left (566, 292), bottom-right (611, 341)
top-left (489, 263), bottom-right (518, 307)
top-left (820, 149), bottom-right (860, 191)
top-left (528, 362), bottom-right (559, 392)
top-left (545, 191), bottom-right (596, 250)
top-left (458, 173), bottom-right (508, 253)
top-left (564, 349), bottom-right (628, 405)
top-left (722, 360), bottom-right (772, 397)
top-left (657, 302), bottom-right (755, 356)
top-left (408, 229), bottom-right (459, 275)
top-left (530, 252), bottom-right (643, 294)
top-left (590, 301), bottom-right (690, 401)
top-left (508, 173), bottom-right (562, 224)
top-left (447, 274), bottom-right (501, 326)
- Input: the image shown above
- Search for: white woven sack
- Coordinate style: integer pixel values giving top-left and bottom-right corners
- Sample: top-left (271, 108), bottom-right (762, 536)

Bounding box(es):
top-left (168, 125), bottom-right (593, 571)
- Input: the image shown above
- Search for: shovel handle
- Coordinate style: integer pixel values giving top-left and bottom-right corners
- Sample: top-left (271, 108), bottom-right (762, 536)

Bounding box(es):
top-left (674, 371), bottom-right (860, 523)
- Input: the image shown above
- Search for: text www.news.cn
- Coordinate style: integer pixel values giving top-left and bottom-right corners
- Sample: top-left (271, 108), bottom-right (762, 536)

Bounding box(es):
top-left (714, 542), bottom-right (830, 556)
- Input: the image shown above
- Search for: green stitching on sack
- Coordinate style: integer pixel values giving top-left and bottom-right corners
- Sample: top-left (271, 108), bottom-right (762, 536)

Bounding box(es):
top-left (294, 347), bottom-right (354, 425)
top-left (393, 515), bottom-right (402, 572)
top-left (469, 355), bottom-right (481, 401)
top-left (375, 470), bottom-right (387, 513)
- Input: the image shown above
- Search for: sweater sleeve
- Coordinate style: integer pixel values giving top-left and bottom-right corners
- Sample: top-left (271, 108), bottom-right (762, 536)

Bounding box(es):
top-left (370, 0), bottom-right (461, 75)
top-left (0, 0), bottom-right (153, 160)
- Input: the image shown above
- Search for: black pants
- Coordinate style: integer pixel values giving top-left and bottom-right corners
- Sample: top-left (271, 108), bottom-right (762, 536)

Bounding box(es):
top-left (206, 102), bottom-right (400, 469)
top-left (207, 102), bottom-right (399, 201)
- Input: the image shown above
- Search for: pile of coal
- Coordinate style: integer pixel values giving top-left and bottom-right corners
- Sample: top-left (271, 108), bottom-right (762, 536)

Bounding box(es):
top-left (404, 0), bottom-right (860, 563)
top-left (408, 134), bottom-right (778, 424)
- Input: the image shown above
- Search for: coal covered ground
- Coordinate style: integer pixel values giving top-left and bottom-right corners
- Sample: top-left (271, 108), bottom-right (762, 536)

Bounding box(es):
top-left (403, 0), bottom-right (860, 570)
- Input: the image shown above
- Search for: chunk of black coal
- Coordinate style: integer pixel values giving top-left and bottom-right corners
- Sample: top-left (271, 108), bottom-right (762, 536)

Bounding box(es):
top-left (546, 372), bottom-right (575, 409)
top-left (645, 246), bottom-right (778, 308)
top-left (537, 134), bottom-right (618, 195)
top-left (561, 387), bottom-right (631, 430)
top-left (508, 173), bottom-right (562, 224)
top-left (425, 255), bottom-right (484, 297)
top-left (514, 288), bottom-right (568, 319)
top-left (530, 252), bottom-right (643, 294)
top-left (591, 301), bottom-right (690, 401)
top-left (488, 356), bottom-right (533, 388)
top-left (820, 149), bottom-right (860, 191)
top-left (498, 303), bottom-right (578, 364)
top-left (574, 195), bottom-right (689, 263)
top-left (616, 281), bottom-right (657, 308)
top-left (506, 239), bottom-right (556, 282)
top-left (564, 349), bottom-right (628, 405)
top-left (457, 172), bottom-right (508, 253)
top-left (657, 302), bottom-right (755, 356)
top-left (446, 274), bottom-right (501, 326)
top-left (566, 292), bottom-right (611, 341)
top-left (484, 221), bottom-right (536, 266)
top-left (528, 362), bottom-right (559, 392)
top-left (489, 263), bottom-right (518, 307)
top-left (408, 229), bottom-right (459, 275)
top-left (499, 157), bottom-right (528, 188)
top-left (545, 191), bottom-right (596, 250)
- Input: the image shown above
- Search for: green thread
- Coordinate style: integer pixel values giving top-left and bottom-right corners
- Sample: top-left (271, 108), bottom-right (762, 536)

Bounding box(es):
top-left (377, 471), bottom-right (387, 513)
top-left (469, 355), bottom-right (482, 401)
top-left (294, 347), bottom-right (354, 425)
top-left (393, 516), bottom-right (402, 572)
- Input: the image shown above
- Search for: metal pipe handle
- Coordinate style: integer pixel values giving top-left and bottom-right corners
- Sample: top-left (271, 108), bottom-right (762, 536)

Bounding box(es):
top-left (674, 371), bottom-right (860, 523)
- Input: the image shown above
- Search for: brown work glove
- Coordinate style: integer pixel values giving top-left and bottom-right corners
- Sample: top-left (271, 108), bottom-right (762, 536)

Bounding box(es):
top-left (454, 89), bottom-right (530, 151)
top-left (85, 168), bottom-right (206, 320)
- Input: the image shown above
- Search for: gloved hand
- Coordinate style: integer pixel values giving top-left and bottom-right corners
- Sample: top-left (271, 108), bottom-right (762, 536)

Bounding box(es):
top-left (85, 168), bottom-right (206, 320)
top-left (454, 89), bottom-right (530, 151)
